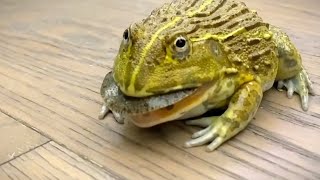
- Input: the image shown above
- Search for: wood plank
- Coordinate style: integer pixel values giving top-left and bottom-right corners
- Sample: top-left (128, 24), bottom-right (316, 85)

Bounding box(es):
top-left (0, 141), bottom-right (116, 180)
top-left (0, 0), bottom-right (319, 179)
top-left (0, 163), bottom-right (29, 180)
top-left (0, 166), bottom-right (13, 180)
top-left (0, 112), bottom-right (49, 164)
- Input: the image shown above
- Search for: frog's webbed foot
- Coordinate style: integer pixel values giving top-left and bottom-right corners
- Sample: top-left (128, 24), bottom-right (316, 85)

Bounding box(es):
top-left (277, 69), bottom-right (314, 111)
top-left (184, 81), bottom-right (263, 151)
top-left (98, 104), bottom-right (109, 120)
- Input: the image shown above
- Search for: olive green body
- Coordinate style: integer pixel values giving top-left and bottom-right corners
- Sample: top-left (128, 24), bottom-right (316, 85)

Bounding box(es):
top-left (99, 0), bottom-right (313, 151)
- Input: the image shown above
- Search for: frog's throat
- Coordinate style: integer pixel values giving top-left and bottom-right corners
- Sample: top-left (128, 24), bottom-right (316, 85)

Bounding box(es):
top-left (126, 0), bottom-right (216, 97)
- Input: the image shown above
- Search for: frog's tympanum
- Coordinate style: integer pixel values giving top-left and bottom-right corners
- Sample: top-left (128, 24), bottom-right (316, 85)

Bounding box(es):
top-left (99, 0), bottom-right (314, 151)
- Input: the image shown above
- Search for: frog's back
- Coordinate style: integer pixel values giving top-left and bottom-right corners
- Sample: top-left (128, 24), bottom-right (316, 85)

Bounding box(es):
top-left (139, 0), bottom-right (278, 88)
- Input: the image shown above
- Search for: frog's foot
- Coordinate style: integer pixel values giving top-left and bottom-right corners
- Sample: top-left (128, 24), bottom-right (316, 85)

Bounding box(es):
top-left (277, 69), bottom-right (315, 111)
top-left (112, 112), bottom-right (125, 124)
top-left (184, 116), bottom-right (236, 151)
top-left (98, 104), bottom-right (109, 120)
top-left (185, 116), bottom-right (218, 128)
top-left (184, 81), bottom-right (263, 152)
top-left (98, 104), bottom-right (124, 124)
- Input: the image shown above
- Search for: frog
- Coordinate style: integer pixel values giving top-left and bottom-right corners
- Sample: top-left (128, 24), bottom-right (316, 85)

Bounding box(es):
top-left (99, 0), bottom-right (314, 151)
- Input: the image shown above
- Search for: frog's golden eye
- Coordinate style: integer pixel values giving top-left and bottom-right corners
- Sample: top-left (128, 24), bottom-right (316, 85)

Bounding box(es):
top-left (174, 36), bottom-right (188, 53)
top-left (123, 28), bottom-right (130, 44)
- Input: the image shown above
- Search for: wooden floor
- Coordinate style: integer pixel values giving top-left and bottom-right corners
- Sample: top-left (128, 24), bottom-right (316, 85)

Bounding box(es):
top-left (0, 0), bottom-right (319, 179)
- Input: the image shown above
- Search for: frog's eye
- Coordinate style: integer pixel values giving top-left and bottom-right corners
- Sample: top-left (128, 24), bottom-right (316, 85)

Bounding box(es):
top-left (123, 28), bottom-right (130, 44)
top-left (174, 36), bottom-right (188, 53)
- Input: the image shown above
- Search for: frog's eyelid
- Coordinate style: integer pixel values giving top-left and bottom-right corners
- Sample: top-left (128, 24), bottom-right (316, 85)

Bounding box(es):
top-left (164, 31), bottom-right (187, 44)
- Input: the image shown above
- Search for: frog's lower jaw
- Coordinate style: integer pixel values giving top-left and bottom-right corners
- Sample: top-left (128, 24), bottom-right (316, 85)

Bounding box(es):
top-left (129, 84), bottom-right (213, 128)
top-left (184, 81), bottom-right (263, 151)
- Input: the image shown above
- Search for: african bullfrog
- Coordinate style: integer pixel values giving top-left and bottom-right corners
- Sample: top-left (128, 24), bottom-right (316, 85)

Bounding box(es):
top-left (99, 0), bottom-right (314, 151)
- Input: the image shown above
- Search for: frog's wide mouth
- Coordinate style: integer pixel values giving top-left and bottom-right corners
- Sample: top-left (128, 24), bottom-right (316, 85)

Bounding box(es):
top-left (101, 72), bottom-right (198, 115)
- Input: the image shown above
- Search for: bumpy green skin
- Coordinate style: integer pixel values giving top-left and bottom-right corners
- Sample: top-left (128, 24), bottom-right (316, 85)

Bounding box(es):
top-left (114, 0), bottom-right (279, 97)
top-left (100, 0), bottom-right (313, 151)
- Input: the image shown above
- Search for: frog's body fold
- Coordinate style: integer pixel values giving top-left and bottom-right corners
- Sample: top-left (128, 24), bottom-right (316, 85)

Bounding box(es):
top-left (100, 0), bottom-right (313, 151)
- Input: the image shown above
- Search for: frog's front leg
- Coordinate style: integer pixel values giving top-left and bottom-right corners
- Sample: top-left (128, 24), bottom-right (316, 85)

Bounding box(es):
top-left (185, 81), bottom-right (262, 151)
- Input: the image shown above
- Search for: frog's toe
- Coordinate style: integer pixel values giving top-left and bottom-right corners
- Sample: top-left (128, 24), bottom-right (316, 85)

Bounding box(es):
top-left (184, 124), bottom-right (225, 151)
top-left (301, 93), bottom-right (309, 111)
top-left (98, 104), bottom-right (109, 120)
top-left (184, 119), bottom-right (229, 151)
top-left (185, 117), bottom-right (216, 127)
top-left (184, 125), bottom-right (217, 148)
top-left (113, 112), bottom-right (125, 124)
top-left (280, 70), bottom-right (314, 111)
top-left (303, 69), bottom-right (315, 95)
top-left (286, 80), bottom-right (294, 98)
top-left (206, 137), bottom-right (224, 152)
top-left (191, 126), bottom-right (211, 138)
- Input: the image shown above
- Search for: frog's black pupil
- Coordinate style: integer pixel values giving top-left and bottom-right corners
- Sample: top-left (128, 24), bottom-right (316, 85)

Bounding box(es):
top-left (123, 29), bottom-right (129, 40)
top-left (176, 38), bottom-right (186, 48)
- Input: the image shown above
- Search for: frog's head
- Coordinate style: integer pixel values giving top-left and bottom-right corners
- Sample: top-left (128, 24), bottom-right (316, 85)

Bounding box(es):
top-left (113, 20), bottom-right (230, 97)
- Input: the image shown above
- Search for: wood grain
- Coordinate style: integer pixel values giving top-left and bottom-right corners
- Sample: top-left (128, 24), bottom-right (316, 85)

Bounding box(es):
top-left (0, 0), bottom-right (319, 179)
top-left (0, 142), bottom-right (115, 180)
top-left (0, 110), bottom-right (49, 164)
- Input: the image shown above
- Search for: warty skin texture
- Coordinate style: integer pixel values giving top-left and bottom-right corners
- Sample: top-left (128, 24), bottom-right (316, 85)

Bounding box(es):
top-left (100, 0), bottom-right (314, 151)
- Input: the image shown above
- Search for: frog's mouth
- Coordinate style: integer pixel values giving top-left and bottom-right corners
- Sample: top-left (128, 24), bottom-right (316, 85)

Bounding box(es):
top-left (101, 72), bottom-right (213, 127)
top-left (101, 71), bottom-right (198, 114)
